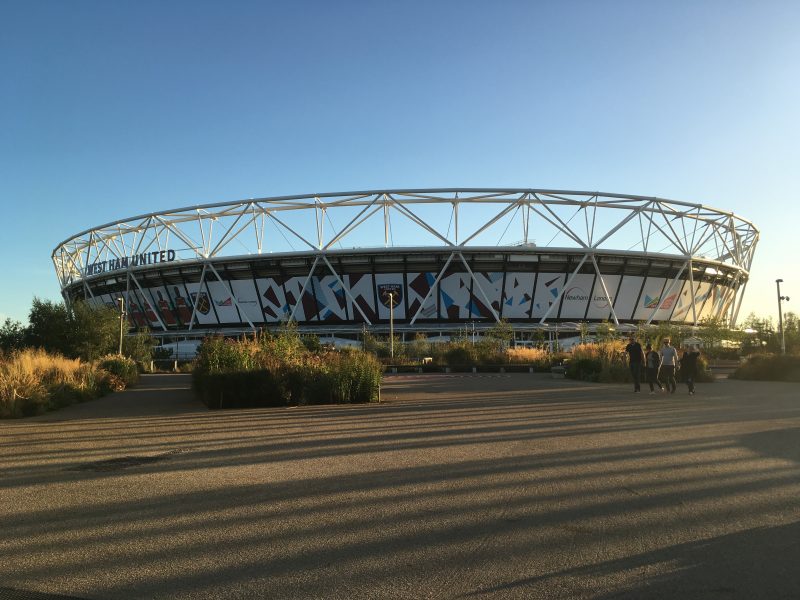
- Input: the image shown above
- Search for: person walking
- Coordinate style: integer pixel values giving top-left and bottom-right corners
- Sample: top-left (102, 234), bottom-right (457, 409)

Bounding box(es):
top-left (645, 343), bottom-right (664, 394)
top-left (681, 345), bottom-right (701, 395)
top-left (625, 335), bottom-right (646, 393)
top-left (660, 338), bottom-right (678, 394)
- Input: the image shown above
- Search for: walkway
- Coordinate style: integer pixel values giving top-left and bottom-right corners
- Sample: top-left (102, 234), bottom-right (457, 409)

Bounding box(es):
top-left (1, 374), bottom-right (798, 599)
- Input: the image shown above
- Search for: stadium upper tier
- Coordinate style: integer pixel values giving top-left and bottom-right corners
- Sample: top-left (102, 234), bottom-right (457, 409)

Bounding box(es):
top-left (52, 189), bottom-right (758, 331)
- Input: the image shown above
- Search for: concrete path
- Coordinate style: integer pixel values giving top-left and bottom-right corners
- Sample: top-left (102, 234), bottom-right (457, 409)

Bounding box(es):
top-left (1, 373), bottom-right (799, 599)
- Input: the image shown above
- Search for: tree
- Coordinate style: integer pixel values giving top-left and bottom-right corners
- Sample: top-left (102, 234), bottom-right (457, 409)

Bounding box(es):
top-left (26, 298), bottom-right (119, 360)
top-left (71, 301), bottom-right (120, 361)
top-left (26, 297), bottom-right (73, 356)
top-left (122, 329), bottom-right (156, 364)
top-left (698, 316), bottom-right (726, 349)
top-left (0, 318), bottom-right (26, 352)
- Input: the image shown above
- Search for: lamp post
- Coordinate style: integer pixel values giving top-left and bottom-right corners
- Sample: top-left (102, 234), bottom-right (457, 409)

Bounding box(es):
top-left (117, 297), bottom-right (125, 356)
top-left (384, 291), bottom-right (397, 359)
top-left (776, 279), bottom-right (790, 355)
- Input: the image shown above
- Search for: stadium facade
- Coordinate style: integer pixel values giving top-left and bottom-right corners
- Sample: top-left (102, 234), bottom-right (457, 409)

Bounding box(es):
top-left (52, 189), bottom-right (758, 337)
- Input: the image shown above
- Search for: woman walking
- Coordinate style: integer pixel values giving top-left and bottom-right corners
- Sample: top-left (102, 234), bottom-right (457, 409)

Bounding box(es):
top-left (645, 344), bottom-right (664, 394)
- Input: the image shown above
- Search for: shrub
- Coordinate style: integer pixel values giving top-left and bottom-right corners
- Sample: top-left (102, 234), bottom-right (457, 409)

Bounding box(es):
top-left (0, 348), bottom-right (137, 418)
top-left (505, 347), bottom-right (556, 370)
top-left (192, 333), bottom-right (382, 408)
top-left (195, 369), bottom-right (285, 409)
top-left (99, 355), bottom-right (139, 387)
top-left (444, 344), bottom-right (476, 366)
top-left (731, 354), bottom-right (800, 382)
top-left (567, 340), bottom-right (629, 382)
top-left (566, 358), bottom-right (603, 382)
top-left (306, 350), bottom-right (382, 404)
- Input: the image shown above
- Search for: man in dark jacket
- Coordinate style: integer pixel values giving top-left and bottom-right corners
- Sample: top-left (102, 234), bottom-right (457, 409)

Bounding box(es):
top-left (625, 335), bottom-right (646, 393)
top-left (681, 345), bottom-right (701, 395)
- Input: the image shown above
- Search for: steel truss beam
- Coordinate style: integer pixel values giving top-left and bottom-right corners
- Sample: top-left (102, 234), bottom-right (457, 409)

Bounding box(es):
top-left (53, 189), bottom-right (758, 328)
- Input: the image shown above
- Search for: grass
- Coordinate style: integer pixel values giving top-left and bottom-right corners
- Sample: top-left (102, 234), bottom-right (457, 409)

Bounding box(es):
top-left (192, 332), bottom-right (383, 408)
top-left (0, 348), bottom-right (138, 418)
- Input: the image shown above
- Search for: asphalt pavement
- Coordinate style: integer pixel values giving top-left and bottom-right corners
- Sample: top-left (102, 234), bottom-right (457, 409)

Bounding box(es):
top-left (1, 372), bottom-right (798, 599)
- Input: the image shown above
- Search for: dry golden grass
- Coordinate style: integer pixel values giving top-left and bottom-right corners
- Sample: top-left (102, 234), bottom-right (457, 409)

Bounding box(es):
top-left (570, 340), bottom-right (627, 364)
top-left (505, 346), bottom-right (551, 363)
top-left (0, 348), bottom-right (95, 417)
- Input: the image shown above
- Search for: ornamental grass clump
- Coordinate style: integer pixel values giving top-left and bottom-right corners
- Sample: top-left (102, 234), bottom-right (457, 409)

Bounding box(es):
top-left (505, 346), bottom-right (555, 370)
top-left (568, 340), bottom-right (630, 383)
top-left (192, 328), bottom-right (383, 409)
top-left (0, 348), bottom-right (135, 418)
top-left (98, 355), bottom-right (139, 387)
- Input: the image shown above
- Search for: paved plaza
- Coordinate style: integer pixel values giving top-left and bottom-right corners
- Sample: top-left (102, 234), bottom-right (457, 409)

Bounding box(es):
top-left (1, 373), bottom-right (799, 599)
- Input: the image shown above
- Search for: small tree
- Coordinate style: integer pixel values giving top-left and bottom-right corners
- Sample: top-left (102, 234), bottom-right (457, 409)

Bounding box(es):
top-left (122, 329), bottom-right (156, 364)
top-left (595, 321), bottom-right (615, 343)
top-left (0, 318), bottom-right (26, 352)
top-left (578, 321), bottom-right (590, 344)
top-left (71, 301), bottom-right (119, 361)
top-left (26, 298), bottom-right (73, 356)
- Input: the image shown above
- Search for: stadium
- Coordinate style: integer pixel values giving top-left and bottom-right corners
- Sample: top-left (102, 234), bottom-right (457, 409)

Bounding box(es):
top-left (52, 189), bottom-right (759, 342)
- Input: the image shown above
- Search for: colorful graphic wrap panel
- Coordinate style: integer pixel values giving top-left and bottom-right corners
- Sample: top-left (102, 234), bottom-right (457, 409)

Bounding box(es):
top-left (642, 278), bottom-right (682, 323)
top-left (148, 285), bottom-right (179, 327)
top-left (206, 280), bottom-right (241, 324)
top-left (469, 272), bottom-right (503, 319)
top-left (407, 272), bottom-right (438, 320)
top-left (255, 277), bottom-right (290, 323)
top-left (312, 275), bottom-right (348, 322)
top-left (375, 273), bottom-right (406, 320)
top-left (586, 274), bottom-right (620, 321)
top-left (346, 273), bottom-right (377, 323)
top-left (693, 281), bottom-right (715, 322)
top-left (632, 277), bottom-right (668, 321)
top-left (532, 273), bottom-right (564, 319)
top-left (501, 272), bottom-right (535, 318)
top-left (132, 287), bottom-right (163, 327)
top-left (438, 272), bottom-right (473, 319)
top-left (229, 279), bottom-right (264, 324)
top-left (613, 276), bottom-right (644, 321)
top-left (283, 276), bottom-right (319, 322)
top-left (184, 282), bottom-right (217, 326)
top-left (670, 280), bottom-right (694, 323)
top-left (559, 274), bottom-right (595, 319)
top-left (167, 284), bottom-right (195, 326)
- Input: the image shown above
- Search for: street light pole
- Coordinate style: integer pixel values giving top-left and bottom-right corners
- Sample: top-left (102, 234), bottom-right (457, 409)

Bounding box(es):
top-left (117, 296), bottom-right (125, 356)
top-left (387, 292), bottom-right (395, 360)
top-left (776, 279), bottom-right (790, 355)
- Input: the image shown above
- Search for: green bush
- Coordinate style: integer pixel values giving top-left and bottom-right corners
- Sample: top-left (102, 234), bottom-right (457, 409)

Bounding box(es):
top-left (305, 351), bottom-right (382, 405)
top-left (597, 363), bottom-right (633, 383)
top-left (192, 333), bottom-right (382, 409)
top-left (444, 345), bottom-right (476, 366)
top-left (731, 354), bottom-right (800, 382)
top-left (99, 355), bottom-right (139, 387)
top-left (566, 358), bottom-right (603, 382)
top-left (195, 369), bottom-right (284, 409)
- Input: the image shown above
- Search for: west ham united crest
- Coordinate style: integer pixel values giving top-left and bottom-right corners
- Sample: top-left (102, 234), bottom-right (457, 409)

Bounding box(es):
top-left (378, 283), bottom-right (403, 308)
top-left (190, 291), bottom-right (211, 315)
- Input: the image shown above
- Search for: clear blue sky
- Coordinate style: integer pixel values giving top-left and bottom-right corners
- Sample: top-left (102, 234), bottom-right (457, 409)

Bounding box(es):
top-left (1, 0), bottom-right (797, 324)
